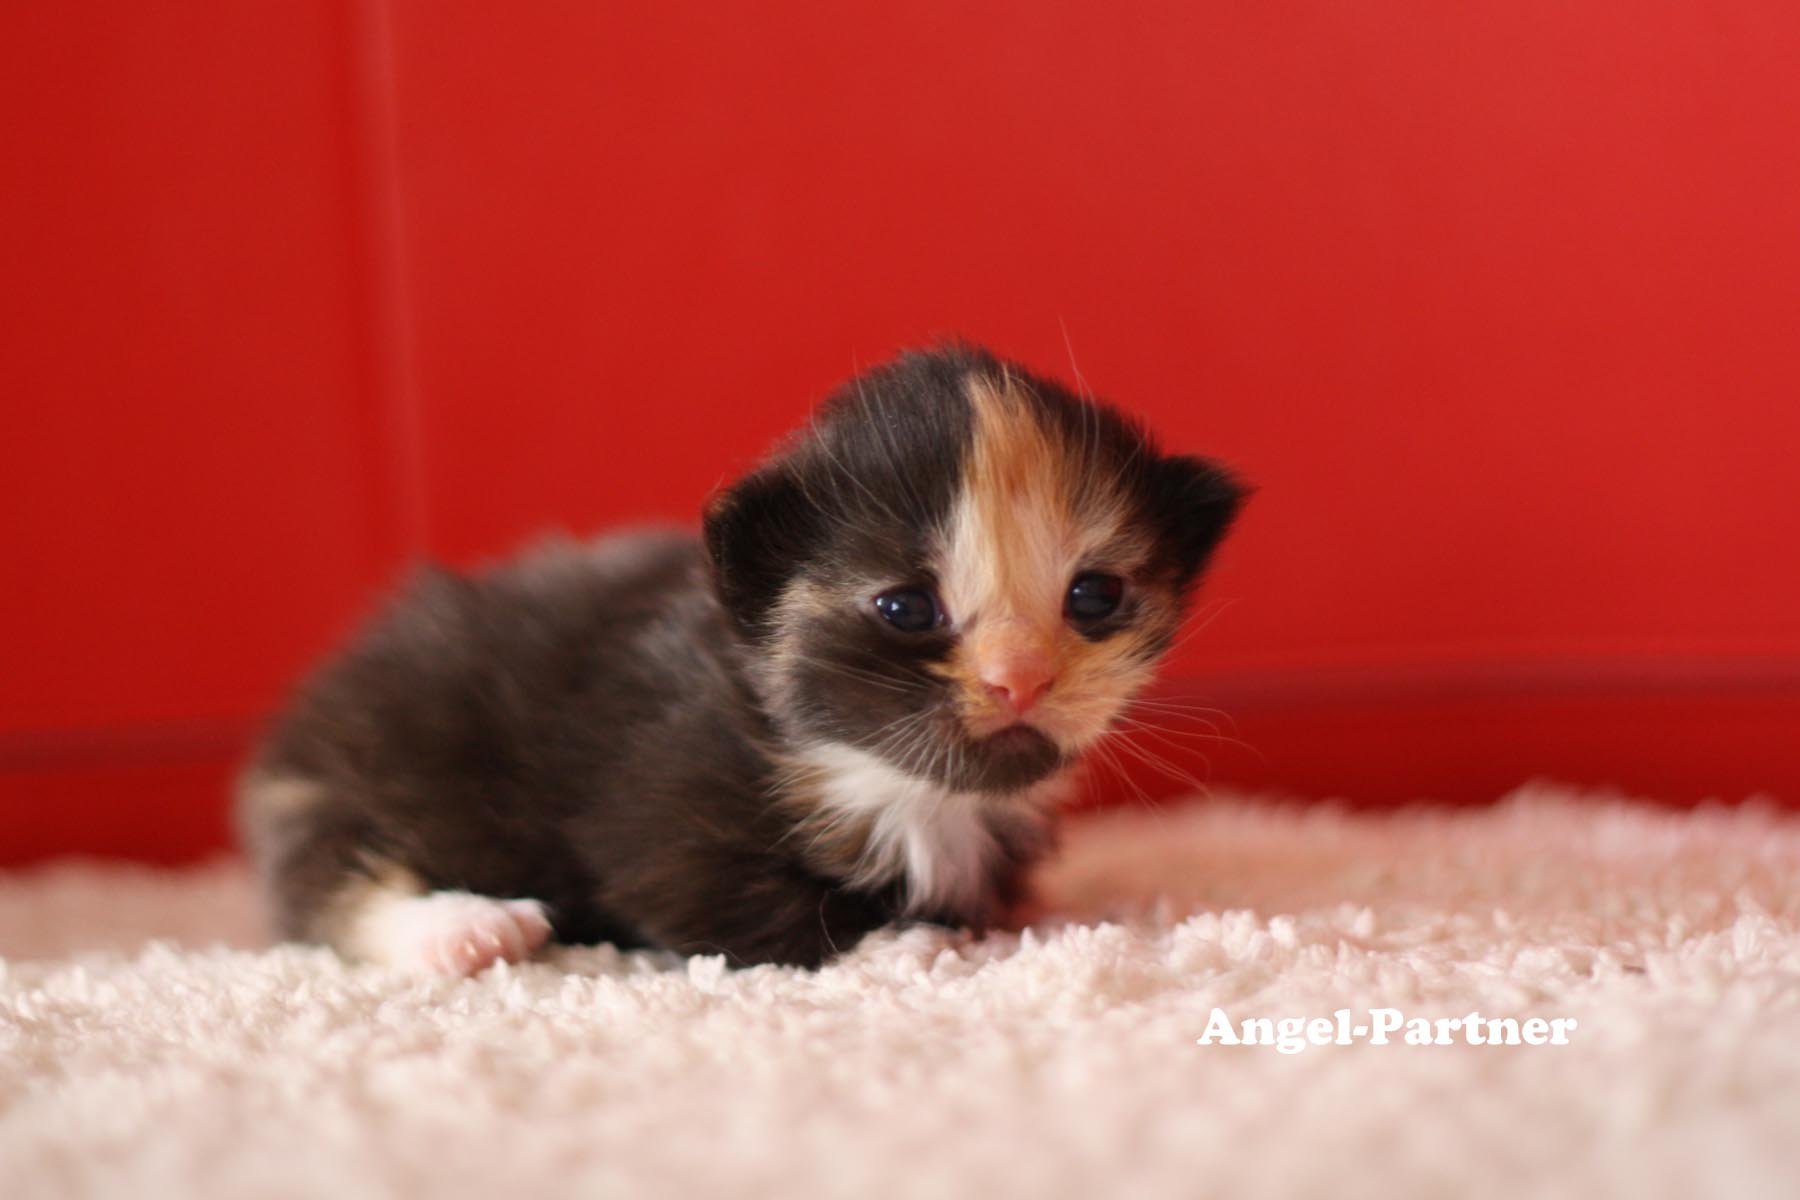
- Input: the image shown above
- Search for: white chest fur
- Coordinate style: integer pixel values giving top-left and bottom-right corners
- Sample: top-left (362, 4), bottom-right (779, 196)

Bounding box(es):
top-left (792, 742), bottom-right (1063, 917)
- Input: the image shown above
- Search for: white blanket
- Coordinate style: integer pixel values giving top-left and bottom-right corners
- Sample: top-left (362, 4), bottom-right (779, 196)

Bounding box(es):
top-left (4, 785), bottom-right (1798, 1199)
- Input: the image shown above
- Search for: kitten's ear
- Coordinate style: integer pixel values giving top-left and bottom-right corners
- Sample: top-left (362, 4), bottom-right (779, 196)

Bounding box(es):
top-left (1148, 455), bottom-right (1248, 588)
top-left (703, 462), bottom-right (822, 636)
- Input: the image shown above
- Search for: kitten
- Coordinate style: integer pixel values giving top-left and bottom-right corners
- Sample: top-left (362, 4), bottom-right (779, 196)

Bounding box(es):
top-left (237, 344), bottom-right (1244, 973)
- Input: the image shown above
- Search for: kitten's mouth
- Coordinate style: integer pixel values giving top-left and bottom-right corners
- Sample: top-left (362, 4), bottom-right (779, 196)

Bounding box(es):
top-left (962, 722), bottom-right (1061, 791)
top-left (981, 723), bottom-right (1049, 753)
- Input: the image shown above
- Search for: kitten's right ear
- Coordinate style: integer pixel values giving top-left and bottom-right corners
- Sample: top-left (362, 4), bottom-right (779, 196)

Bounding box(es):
top-left (703, 463), bottom-right (821, 636)
top-left (1148, 454), bottom-right (1249, 589)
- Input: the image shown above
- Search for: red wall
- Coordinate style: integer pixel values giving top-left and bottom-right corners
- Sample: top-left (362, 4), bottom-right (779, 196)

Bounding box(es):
top-left (4, 3), bottom-right (1798, 864)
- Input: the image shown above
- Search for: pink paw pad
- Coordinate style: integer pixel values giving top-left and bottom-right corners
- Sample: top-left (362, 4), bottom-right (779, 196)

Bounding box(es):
top-left (365, 892), bottom-right (552, 976)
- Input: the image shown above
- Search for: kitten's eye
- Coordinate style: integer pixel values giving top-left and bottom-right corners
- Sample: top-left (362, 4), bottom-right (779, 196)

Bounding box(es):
top-left (873, 587), bottom-right (942, 633)
top-left (1066, 573), bottom-right (1125, 622)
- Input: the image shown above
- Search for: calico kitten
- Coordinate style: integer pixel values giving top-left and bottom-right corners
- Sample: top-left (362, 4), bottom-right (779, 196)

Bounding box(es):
top-left (238, 344), bottom-right (1243, 973)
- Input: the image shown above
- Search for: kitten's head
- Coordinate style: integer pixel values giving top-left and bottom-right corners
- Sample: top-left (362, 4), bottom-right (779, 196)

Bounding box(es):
top-left (704, 344), bottom-right (1244, 795)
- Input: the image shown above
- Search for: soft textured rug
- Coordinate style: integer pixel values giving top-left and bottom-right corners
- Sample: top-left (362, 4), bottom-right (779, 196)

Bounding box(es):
top-left (4, 785), bottom-right (1800, 1200)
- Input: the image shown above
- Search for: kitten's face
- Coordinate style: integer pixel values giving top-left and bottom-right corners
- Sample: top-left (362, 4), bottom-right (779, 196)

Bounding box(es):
top-left (705, 347), bottom-right (1243, 795)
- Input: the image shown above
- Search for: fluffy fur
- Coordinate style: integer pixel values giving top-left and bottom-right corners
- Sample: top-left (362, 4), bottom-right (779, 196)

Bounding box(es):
top-left (238, 344), bottom-right (1243, 971)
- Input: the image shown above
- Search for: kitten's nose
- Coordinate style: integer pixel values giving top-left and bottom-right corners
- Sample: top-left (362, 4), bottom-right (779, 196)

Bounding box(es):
top-left (980, 657), bottom-right (1054, 717)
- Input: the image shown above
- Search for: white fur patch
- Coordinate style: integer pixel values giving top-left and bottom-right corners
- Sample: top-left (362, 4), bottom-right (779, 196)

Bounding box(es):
top-left (237, 772), bottom-right (325, 821)
top-left (798, 742), bottom-right (996, 915)
top-left (342, 888), bottom-right (552, 977)
top-left (790, 742), bottom-right (1072, 918)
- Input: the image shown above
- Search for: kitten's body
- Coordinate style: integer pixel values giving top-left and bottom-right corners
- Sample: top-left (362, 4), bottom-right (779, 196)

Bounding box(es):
top-left (240, 345), bottom-right (1242, 972)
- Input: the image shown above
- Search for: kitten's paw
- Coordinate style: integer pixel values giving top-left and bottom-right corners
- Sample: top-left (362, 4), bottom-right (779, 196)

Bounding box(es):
top-left (354, 891), bottom-right (552, 976)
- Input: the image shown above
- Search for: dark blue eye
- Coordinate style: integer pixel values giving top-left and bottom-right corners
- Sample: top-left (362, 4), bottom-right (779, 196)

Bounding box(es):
top-left (873, 588), bottom-right (941, 633)
top-left (1066, 573), bottom-right (1124, 621)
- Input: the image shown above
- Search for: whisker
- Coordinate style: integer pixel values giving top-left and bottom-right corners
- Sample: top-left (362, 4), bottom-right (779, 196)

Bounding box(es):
top-left (1103, 726), bottom-right (1218, 797)
top-left (1117, 706), bottom-right (1245, 748)
top-left (777, 653), bottom-right (927, 696)
top-left (1161, 598), bottom-right (1239, 661)
top-left (1111, 715), bottom-right (1267, 768)
top-left (1089, 735), bottom-right (1158, 810)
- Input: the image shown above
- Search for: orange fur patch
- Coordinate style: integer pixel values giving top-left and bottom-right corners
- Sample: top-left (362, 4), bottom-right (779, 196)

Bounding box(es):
top-left (933, 371), bottom-right (1166, 752)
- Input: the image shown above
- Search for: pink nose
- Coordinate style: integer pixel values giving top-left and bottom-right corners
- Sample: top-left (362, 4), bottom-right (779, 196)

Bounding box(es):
top-left (981, 660), bottom-right (1054, 716)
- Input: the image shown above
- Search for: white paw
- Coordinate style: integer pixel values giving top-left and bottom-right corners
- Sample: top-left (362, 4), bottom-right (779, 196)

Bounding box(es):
top-left (353, 891), bottom-right (552, 976)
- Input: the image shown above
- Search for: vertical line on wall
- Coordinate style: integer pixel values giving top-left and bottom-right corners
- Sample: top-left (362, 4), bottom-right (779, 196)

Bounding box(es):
top-left (344, 0), bottom-right (428, 562)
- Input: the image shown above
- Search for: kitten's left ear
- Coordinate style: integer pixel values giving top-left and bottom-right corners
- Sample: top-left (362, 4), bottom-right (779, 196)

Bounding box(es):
top-left (1147, 455), bottom-right (1249, 587)
top-left (703, 462), bottom-right (823, 637)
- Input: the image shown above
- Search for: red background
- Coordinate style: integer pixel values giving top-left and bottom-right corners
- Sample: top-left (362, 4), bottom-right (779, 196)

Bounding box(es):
top-left (4, 3), bottom-right (1798, 865)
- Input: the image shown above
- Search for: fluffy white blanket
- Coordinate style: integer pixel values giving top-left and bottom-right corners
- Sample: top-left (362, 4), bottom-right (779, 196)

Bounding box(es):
top-left (4, 786), bottom-right (1798, 1199)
